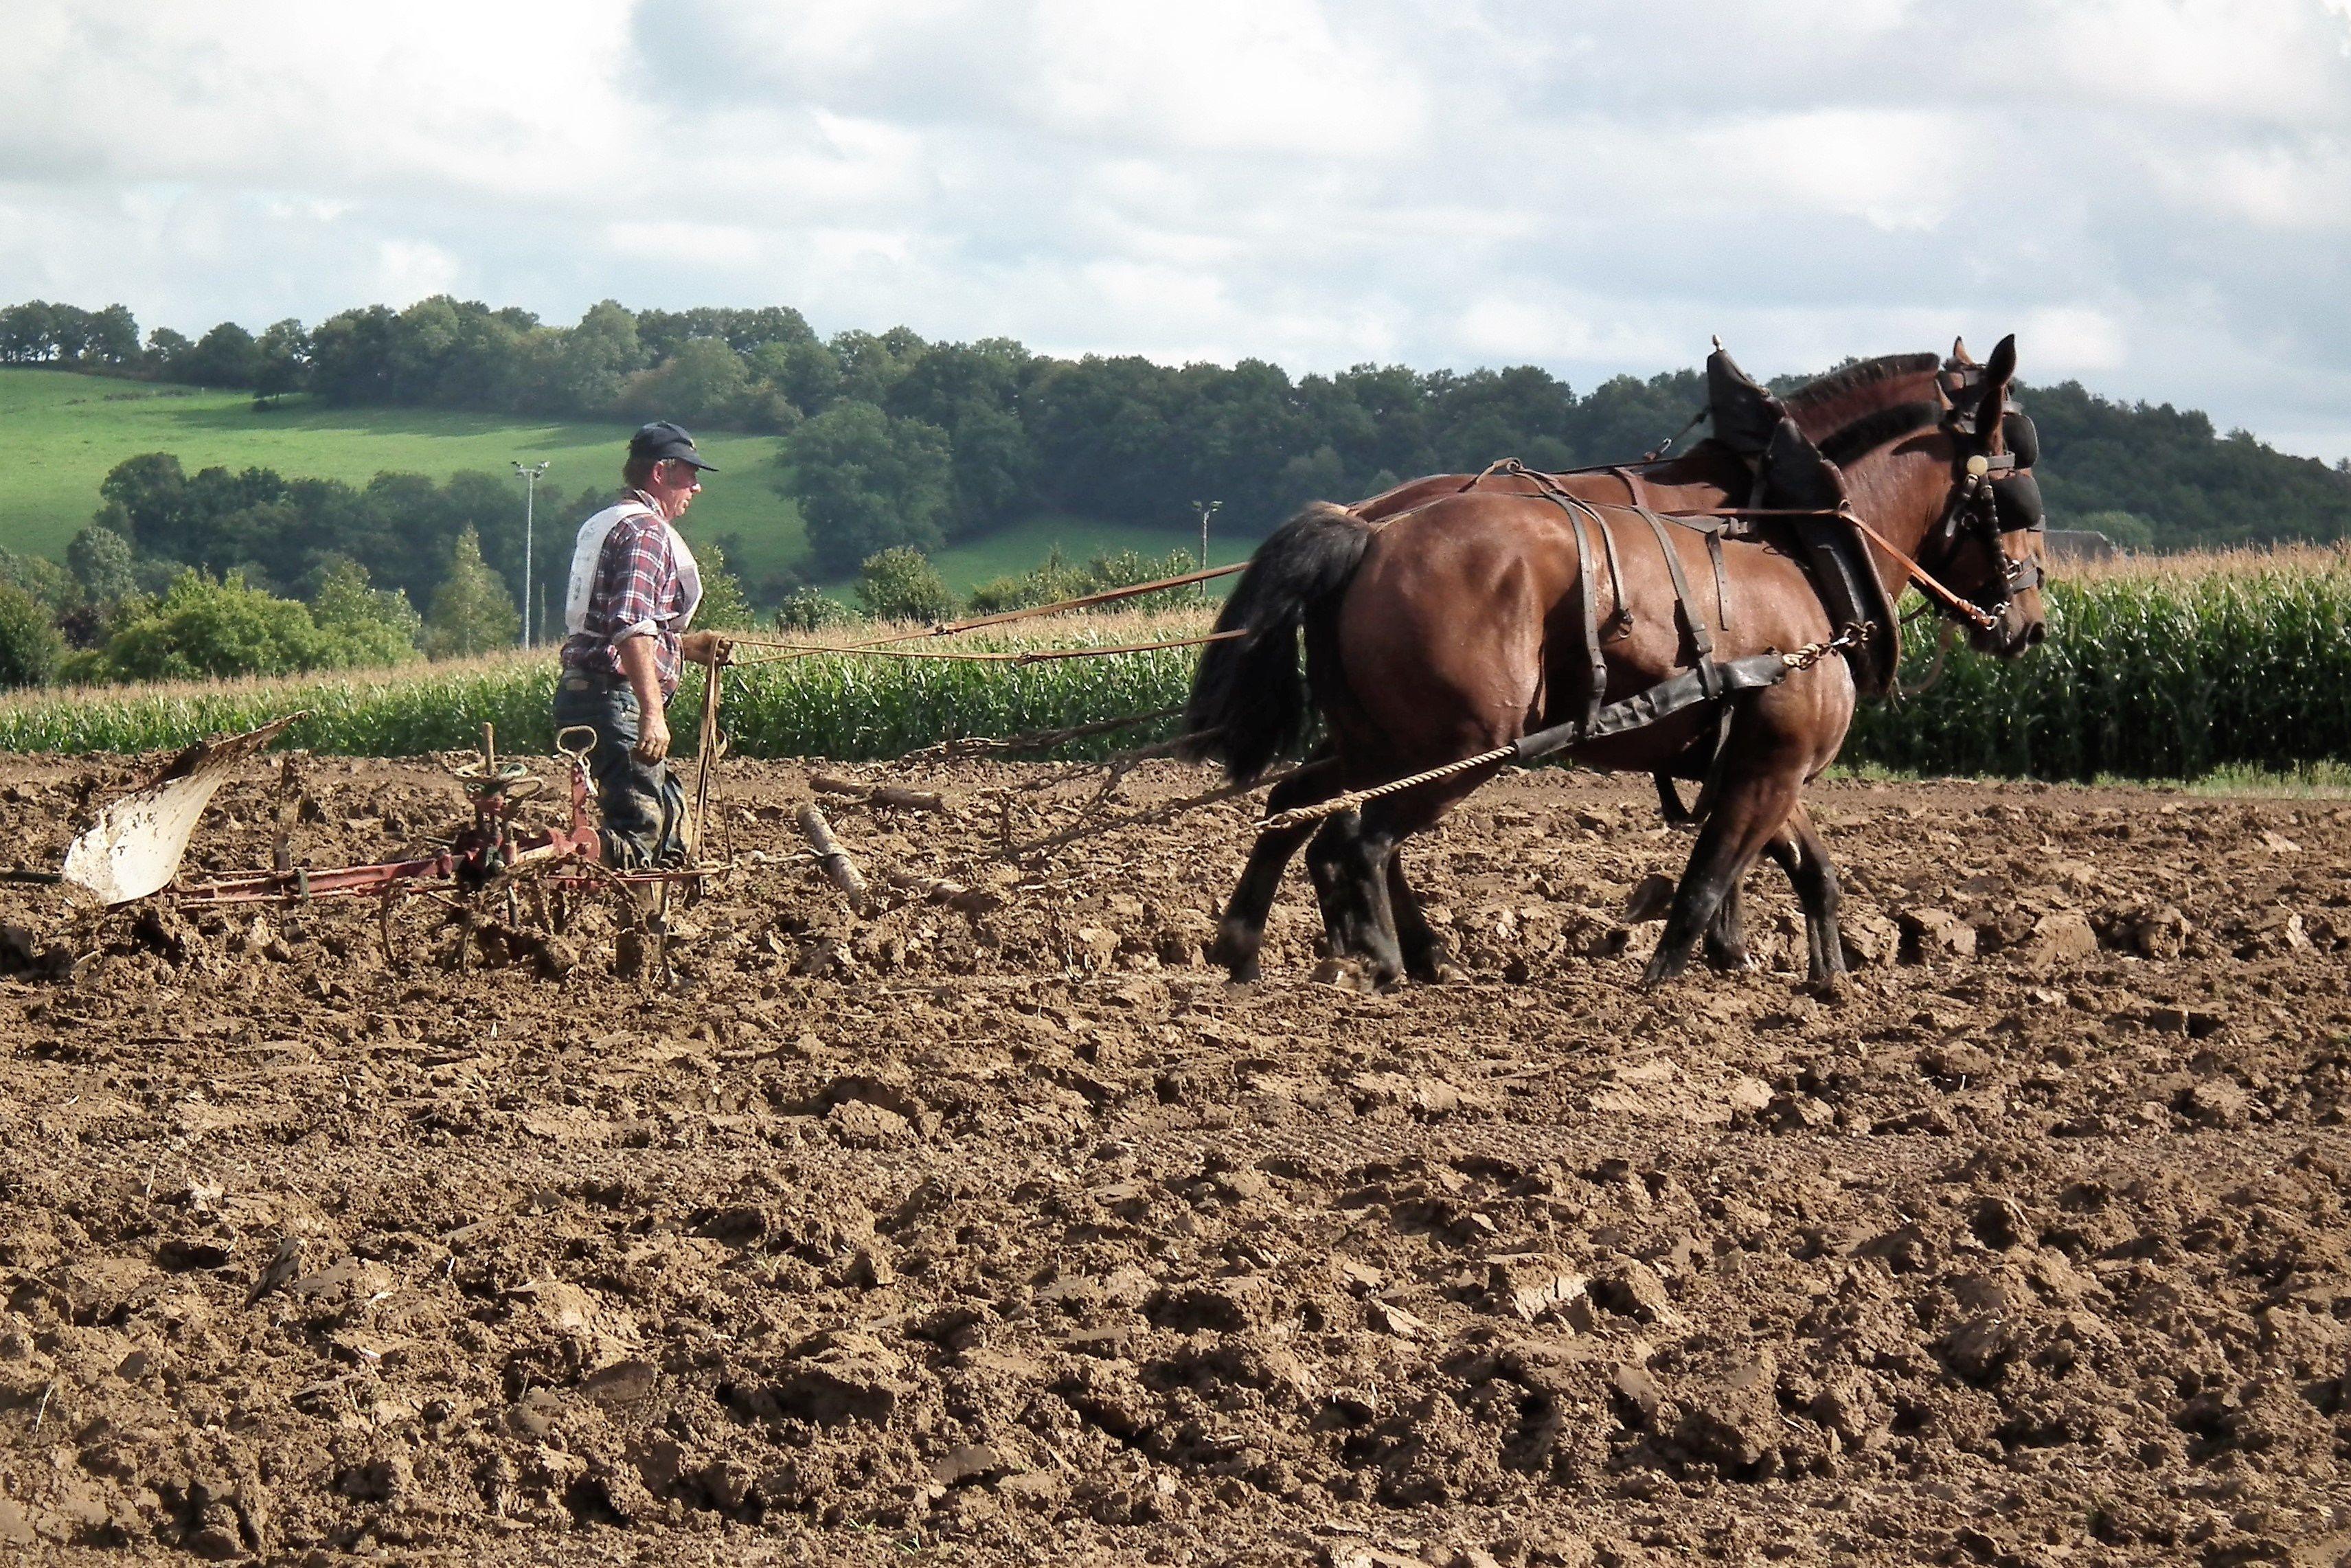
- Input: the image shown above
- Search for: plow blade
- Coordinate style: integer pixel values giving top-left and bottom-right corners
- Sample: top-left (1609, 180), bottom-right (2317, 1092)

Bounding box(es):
top-left (60, 714), bottom-right (303, 905)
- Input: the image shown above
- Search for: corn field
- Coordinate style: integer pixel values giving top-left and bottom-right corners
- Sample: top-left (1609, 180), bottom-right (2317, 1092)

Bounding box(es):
top-left (1848, 559), bottom-right (2351, 780)
top-left (1, 566), bottom-right (2346, 780)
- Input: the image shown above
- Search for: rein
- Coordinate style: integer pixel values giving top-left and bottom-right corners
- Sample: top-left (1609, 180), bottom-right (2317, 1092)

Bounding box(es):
top-left (1661, 504), bottom-right (1999, 633)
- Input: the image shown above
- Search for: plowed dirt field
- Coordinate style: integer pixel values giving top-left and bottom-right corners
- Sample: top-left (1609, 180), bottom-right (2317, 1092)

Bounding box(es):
top-left (2, 755), bottom-right (2350, 1567)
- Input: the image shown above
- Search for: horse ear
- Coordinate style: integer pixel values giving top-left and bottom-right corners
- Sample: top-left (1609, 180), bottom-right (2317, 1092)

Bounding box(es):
top-left (1975, 334), bottom-right (2018, 448)
top-left (1950, 336), bottom-right (1975, 365)
top-left (1985, 334), bottom-right (2017, 383)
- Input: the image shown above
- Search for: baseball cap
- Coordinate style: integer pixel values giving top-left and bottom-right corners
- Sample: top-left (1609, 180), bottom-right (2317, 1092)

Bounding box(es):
top-left (628, 420), bottom-right (717, 472)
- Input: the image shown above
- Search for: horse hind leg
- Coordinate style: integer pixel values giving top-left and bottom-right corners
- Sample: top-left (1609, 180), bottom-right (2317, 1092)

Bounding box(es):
top-left (1305, 809), bottom-right (1405, 985)
top-left (1385, 848), bottom-right (1449, 983)
top-left (1208, 755), bottom-right (1339, 981)
top-left (1654, 771), bottom-right (1696, 826)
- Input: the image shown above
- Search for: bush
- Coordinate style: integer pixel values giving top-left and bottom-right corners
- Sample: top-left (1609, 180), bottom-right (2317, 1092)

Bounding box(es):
top-left (310, 559), bottom-right (423, 666)
top-left (0, 580), bottom-right (64, 688)
top-left (964, 546), bottom-right (1203, 616)
top-left (690, 541), bottom-right (758, 630)
top-left (856, 547), bottom-right (959, 623)
top-left (966, 547), bottom-right (1089, 615)
top-left (85, 569), bottom-right (420, 683)
top-left (774, 587), bottom-right (853, 634)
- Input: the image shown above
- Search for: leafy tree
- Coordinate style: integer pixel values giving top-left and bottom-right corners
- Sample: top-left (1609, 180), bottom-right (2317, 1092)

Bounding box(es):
top-left (0, 547), bottom-right (73, 613)
top-left (67, 524), bottom-right (138, 605)
top-left (745, 337), bottom-right (839, 417)
top-left (99, 453), bottom-right (190, 555)
top-left (0, 581), bottom-right (63, 688)
top-left (941, 401), bottom-right (1035, 534)
top-left (855, 547), bottom-right (957, 623)
top-left (0, 300), bottom-right (61, 363)
top-left (423, 528), bottom-right (519, 659)
top-left (545, 299), bottom-right (645, 413)
top-left (830, 327), bottom-right (927, 406)
top-left (142, 326), bottom-right (192, 377)
top-left (85, 304), bottom-right (141, 367)
top-left (253, 318), bottom-right (310, 401)
top-left (181, 321), bottom-right (263, 389)
top-left (622, 336), bottom-right (753, 428)
top-left (782, 400), bottom-right (955, 576)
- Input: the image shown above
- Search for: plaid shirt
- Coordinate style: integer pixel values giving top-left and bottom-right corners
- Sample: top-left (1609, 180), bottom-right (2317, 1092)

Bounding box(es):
top-left (560, 501), bottom-right (687, 698)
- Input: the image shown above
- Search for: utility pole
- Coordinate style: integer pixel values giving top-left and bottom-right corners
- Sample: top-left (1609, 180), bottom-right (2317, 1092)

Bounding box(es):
top-left (512, 461), bottom-right (551, 648)
top-left (1193, 499), bottom-right (1222, 576)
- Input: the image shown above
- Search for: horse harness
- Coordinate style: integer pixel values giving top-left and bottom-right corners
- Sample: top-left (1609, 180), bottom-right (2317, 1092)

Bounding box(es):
top-left (1451, 384), bottom-right (2043, 760)
top-left (1453, 459), bottom-right (1852, 763)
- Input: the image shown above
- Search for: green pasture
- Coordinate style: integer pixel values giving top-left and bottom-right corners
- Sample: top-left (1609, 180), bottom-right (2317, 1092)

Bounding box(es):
top-left (922, 513), bottom-right (1255, 595)
top-left (0, 369), bottom-right (804, 584)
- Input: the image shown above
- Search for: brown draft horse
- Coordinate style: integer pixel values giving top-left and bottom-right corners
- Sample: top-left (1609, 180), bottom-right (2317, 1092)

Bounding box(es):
top-left (1185, 337), bottom-right (2049, 988)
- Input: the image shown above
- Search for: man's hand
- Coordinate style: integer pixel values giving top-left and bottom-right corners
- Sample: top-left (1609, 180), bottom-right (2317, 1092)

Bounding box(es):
top-left (635, 707), bottom-right (672, 764)
top-left (681, 630), bottom-right (733, 666)
top-left (614, 633), bottom-right (670, 762)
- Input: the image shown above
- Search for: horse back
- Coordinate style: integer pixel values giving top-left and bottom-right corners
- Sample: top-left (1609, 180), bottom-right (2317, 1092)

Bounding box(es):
top-left (1332, 490), bottom-right (1849, 775)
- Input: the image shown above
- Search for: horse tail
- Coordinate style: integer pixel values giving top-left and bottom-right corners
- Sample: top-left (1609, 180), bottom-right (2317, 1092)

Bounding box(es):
top-left (1182, 501), bottom-right (1375, 784)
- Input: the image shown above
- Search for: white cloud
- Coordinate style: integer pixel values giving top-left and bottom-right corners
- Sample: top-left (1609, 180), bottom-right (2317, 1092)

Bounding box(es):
top-left (2, 0), bottom-right (2348, 459)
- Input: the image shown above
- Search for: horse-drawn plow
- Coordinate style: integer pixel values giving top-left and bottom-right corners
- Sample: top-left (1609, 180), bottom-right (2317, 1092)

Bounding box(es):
top-left (12, 341), bottom-right (2351, 1567)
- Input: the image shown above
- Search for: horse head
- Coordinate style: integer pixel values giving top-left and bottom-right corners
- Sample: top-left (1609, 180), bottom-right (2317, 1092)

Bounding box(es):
top-left (1927, 334), bottom-right (2048, 657)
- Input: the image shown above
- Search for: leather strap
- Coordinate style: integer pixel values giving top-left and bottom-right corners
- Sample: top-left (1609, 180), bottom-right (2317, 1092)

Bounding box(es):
top-left (1560, 503), bottom-right (1610, 729)
top-left (1512, 649), bottom-right (1797, 765)
top-left (1594, 507), bottom-right (1633, 637)
top-left (1704, 526), bottom-right (1732, 631)
top-left (1633, 506), bottom-right (1720, 701)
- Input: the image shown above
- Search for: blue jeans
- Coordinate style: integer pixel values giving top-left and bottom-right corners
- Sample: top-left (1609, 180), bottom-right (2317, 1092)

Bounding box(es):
top-left (554, 668), bottom-right (686, 869)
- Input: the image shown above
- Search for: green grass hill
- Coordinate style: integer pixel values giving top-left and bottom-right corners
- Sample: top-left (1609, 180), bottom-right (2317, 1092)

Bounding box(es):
top-left (924, 513), bottom-right (1253, 595)
top-left (0, 369), bottom-right (805, 585)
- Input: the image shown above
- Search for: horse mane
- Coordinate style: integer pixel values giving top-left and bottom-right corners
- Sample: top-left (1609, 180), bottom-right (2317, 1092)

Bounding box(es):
top-left (1783, 352), bottom-right (1942, 417)
top-left (1818, 400), bottom-right (1942, 468)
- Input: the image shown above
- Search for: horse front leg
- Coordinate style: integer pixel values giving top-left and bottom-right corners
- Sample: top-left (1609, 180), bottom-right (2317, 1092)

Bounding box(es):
top-left (1703, 871), bottom-right (1758, 972)
top-left (1644, 769), bottom-right (1802, 988)
top-left (1780, 802), bottom-right (1845, 989)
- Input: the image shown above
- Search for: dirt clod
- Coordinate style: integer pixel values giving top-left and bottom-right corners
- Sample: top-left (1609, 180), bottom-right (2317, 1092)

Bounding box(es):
top-left (3, 759), bottom-right (2349, 1564)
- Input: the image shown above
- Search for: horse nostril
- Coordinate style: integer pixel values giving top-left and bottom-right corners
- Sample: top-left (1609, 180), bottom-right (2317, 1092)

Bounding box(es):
top-left (2025, 622), bottom-right (2046, 648)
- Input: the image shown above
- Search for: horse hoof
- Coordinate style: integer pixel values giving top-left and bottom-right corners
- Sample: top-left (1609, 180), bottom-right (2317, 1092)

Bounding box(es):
top-left (1705, 947), bottom-right (1758, 974)
top-left (1207, 931), bottom-right (1259, 979)
top-left (1310, 957), bottom-right (1377, 993)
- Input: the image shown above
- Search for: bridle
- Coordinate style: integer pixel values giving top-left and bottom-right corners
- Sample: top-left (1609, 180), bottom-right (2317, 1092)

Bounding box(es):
top-left (1925, 360), bottom-right (2045, 627)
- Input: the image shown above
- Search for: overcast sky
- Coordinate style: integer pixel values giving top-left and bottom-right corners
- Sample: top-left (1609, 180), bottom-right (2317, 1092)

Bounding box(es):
top-left (5, 1), bottom-right (2350, 458)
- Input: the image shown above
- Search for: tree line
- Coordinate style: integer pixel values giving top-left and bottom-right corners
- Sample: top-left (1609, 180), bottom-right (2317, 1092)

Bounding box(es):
top-left (8, 295), bottom-right (2350, 574)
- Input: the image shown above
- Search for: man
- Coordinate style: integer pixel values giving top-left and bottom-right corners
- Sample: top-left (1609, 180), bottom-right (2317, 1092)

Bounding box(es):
top-left (555, 420), bottom-right (731, 868)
